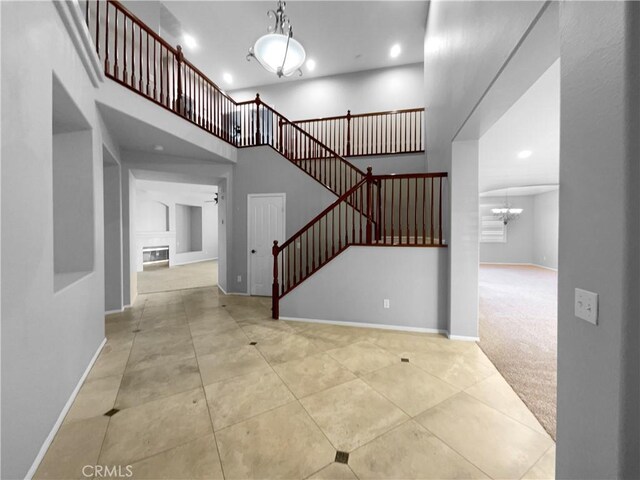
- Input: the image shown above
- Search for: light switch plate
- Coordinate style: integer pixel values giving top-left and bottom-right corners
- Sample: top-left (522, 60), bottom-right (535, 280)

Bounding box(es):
top-left (575, 288), bottom-right (598, 325)
top-left (383, 299), bottom-right (390, 309)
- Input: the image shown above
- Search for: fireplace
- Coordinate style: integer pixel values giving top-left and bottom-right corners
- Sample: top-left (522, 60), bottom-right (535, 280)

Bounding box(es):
top-left (142, 245), bottom-right (169, 265)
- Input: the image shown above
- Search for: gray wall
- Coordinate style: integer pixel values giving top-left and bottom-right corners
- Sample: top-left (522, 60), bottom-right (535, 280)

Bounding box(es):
top-left (533, 190), bottom-right (558, 269)
top-left (281, 246), bottom-right (448, 331)
top-left (1, 2), bottom-right (109, 477)
top-left (175, 204), bottom-right (193, 253)
top-left (190, 206), bottom-right (203, 251)
top-left (556, 2), bottom-right (639, 478)
top-left (231, 63), bottom-right (424, 120)
top-left (230, 146), bottom-right (336, 293)
top-left (424, 0), bottom-right (555, 337)
top-left (103, 154), bottom-right (123, 312)
top-left (52, 130), bottom-right (95, 282)
top-left (175, 204), bottom-right (203, 253)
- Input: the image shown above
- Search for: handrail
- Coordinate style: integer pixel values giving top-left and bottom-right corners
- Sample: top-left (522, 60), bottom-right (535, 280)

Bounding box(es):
top-left (292, 108), bottom-right (425, 157)
top-left (291, 107), bottom-right (425, 124)
top-left (373, 172), bottom-right (447, 179)
top-left (85, 0), bottom-right (364, 196)
top-left (278, 176), bottom-right (369, 252)
top-left (83, 0), bottom-right (447, 321)
top-left (108, 0), bottom-right (174, 53)
top-left (272, 170), bottom-right (448, 318)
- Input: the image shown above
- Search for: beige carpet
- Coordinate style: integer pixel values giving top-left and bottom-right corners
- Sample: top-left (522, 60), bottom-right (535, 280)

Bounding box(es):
top-left (138, 260), bottom-right (218, 294)
top-left (478, 264), bottom-right (557, 439)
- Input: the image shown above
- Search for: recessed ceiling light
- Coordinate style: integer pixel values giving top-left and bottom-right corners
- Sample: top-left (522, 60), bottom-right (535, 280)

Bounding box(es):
top-left (390, 43), bottom-right (402, 58)
top-left (518, 150), bottom-right (532, 159)
top-left (306, 59), bottom-right (316, 72)
top-left (183, 33), bottom-right (197, 50)
top-left (153, 145), bottom-right (164, 152)
top-left (223, 72), bottom-right (233, 85)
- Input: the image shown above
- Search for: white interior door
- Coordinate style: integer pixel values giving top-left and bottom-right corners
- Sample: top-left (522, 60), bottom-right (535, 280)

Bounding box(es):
top-left (248, 194), bottom-right (285, 296)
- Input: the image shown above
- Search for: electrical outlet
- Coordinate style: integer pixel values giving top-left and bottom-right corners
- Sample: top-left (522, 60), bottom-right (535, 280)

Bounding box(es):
top-left (383, 299), bottom-right (390, 309)
top-left (575, 288), bottom-right (598, 325)
top-left (237, 275), bottom-right (242, 283)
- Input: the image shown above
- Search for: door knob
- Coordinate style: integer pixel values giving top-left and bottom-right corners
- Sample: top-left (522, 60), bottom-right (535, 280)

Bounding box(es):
top-left (251, 249), bottom-right (256, 253)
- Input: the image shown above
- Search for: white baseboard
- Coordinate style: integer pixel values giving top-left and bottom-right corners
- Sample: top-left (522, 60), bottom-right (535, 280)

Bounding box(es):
top-left (531, 263), bottom-right (558, 272)
top-left (480, 262), bottom-right (531, 266)
top-left (217, 284), bottom-right (250, 296)
top-left (279, 316), bottom-right (447, 335)
top-left (25, 338), bottom-right (107, 480)
top-left (480, 262), bottom-right (557, 271)
top-left (447, 333), bottom-right (480, 342)
top-left (105, 307), bottom-right (124, 315)
top-left (172, 257), bottom-right (218, 267)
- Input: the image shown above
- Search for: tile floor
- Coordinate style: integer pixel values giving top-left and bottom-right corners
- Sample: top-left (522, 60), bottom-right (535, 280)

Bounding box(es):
top-left (35, 287), bottom-right (555, 479)
top-left (137, 260), bottom-right (218, 294)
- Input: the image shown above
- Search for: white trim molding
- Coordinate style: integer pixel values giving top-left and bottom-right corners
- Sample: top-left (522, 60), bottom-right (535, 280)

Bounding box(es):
top-left (105, 307), bottom-right (125, 315)
top-left (217, 285), bottom-right (250, 296)
top-left (171, 257), bottom-right (219, 267)
top-left (280, 316), bottom-right (448, 336)
top-left (25, 338), bottom-right (107, 480)
top-left (480, 262), bottom-right (558, 271)
top-left (447, 334), bottom-right (480, 342)
top-left (53, 0), bottom-right (104, 88)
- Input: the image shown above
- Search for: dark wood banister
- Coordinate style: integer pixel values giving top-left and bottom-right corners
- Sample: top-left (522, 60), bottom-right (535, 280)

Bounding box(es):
top-left (271, 171), bottom-right (448, 318)
top-left (90, 0), bottom-right (366, 189)
top-left (86, 1), bottom-right (447, 320)
top-left (258, 104), bottom-right (367, 178)
top-left (278, 176), bottom-right (369, 252)
top-left (292, 107), bottom-right (425, 158)
top-left (291, 107), bottom-right (425, 124)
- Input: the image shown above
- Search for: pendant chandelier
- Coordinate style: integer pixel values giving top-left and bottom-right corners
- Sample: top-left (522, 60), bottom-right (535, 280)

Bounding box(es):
top-left (247, 1), bottom-right (306, 78)
top-left (492, 189), bottom-right (523, 225)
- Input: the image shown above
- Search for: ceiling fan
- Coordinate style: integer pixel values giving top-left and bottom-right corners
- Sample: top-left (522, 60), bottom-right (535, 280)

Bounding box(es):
top-left (204, 192), bottom-right (219, 205)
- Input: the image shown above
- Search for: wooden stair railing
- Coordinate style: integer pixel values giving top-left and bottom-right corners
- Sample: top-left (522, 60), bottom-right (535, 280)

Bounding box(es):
top-left (84, 0), bottom-right (366, 199)
top-left (83, 0), bottom-right (447, 319)
top-left (292, 108), bottom-right (425, 158)
top-left (272, 171), bottom-right (448, 319)
top-left (236, 99), bottom-right (366, 197)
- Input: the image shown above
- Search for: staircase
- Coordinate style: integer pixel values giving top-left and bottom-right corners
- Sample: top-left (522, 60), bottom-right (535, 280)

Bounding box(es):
top-left (85, 0), bottom-right (364, 199)
top-left (85, 0), bottom-right (448, 319)
top-left (271, 170), bottom-right (447, 318)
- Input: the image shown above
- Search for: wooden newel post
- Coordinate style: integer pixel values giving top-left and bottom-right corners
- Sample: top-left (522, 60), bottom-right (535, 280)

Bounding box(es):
top-left (346, 110), bottom-right (352, 157)
top-left (255, 93), bottom-right (262, 145)
top-left (366, 166), bottom-right (373, 244)
top-left (176, 45), bottom-right (184, 115)
top-left (272, 240), bottom-right (280, 319)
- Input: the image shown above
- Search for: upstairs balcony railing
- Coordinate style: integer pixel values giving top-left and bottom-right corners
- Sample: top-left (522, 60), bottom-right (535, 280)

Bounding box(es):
top-left (85, 0), bottom-right (365, 198)
top-left (292, 108), bottom-right (425, 158)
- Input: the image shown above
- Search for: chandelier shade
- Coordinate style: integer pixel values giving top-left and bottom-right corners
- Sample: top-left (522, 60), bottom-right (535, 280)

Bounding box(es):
top-left (247, 1), bottom-right (306, 78)
top-left (252, 33), bottom-right (306, 77)
top-left (491, 207), bottom-right (523, 225)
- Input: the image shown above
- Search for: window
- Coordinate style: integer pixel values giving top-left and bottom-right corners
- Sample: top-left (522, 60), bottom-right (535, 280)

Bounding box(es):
top-left (480, 215), bottom-right (507, 243)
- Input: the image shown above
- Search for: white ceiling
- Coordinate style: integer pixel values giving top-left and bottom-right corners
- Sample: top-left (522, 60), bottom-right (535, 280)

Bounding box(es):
top-left (97, 103), bottom-right (230, 161)
top-left (140, 1), bottom-right (427, 90)
top-left (479, 59), bottom-right (560, 194)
